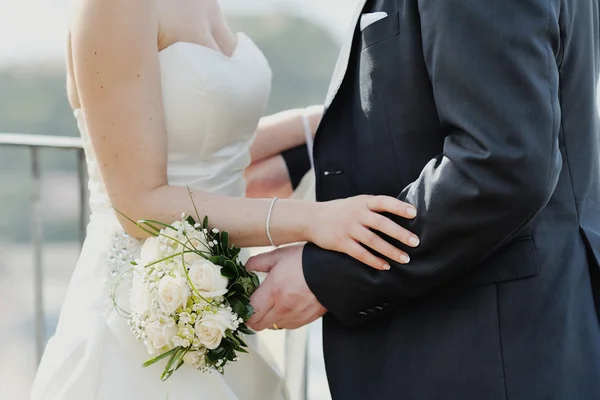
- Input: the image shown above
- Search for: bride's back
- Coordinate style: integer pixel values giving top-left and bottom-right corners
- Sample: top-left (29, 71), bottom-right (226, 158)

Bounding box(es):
top-left (66, 0), bottom-right (272, 214)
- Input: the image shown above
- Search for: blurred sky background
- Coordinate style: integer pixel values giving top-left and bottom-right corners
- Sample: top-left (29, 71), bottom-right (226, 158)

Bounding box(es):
top-left (0, 0), bottom-right (359, 66)
top-left (0, 1), bottom-right (363, 398)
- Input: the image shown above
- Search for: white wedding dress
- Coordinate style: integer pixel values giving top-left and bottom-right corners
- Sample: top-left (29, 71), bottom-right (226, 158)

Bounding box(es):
top-left (31, 33), bottom-right (291, 400)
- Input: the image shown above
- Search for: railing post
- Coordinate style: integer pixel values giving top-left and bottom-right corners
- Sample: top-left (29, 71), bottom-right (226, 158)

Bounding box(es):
top-left (30, 147), bottom-right (46, 364)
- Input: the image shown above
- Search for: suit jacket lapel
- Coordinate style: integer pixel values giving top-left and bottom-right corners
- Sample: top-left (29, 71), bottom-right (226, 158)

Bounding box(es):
top-left (324, 0), bottom-right (368, 108)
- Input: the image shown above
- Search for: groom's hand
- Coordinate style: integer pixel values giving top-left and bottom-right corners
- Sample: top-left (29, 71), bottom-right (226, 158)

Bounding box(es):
top-left (246, 245), bottom-right (326, 331)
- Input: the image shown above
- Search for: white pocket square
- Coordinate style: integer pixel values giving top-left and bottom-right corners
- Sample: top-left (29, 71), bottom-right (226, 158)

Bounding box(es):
top-left (360, 12), bottom-right (388, 31)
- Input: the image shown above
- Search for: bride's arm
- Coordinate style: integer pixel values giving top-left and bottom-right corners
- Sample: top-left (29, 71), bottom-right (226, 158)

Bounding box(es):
top-left (71, 0), bottom-right (420, 270)
top-left (249, 105), bottom-right (323, 164)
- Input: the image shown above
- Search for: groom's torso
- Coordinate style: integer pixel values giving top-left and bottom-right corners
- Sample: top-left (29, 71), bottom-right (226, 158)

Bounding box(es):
top-left (313, 0), bottom-right (600, 399)
top-left (316, 0), bottom-right (444, 202)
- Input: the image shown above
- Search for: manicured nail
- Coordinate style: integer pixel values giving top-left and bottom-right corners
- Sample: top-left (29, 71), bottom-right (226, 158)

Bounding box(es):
top-left (406, 207), bottom-right (417, 217)
top-left (409, 236), bottom-right (420, 247)
top-left (382, 263), bottom-right (391, 270)
top-left (400, 254), bottom-right (410, 264)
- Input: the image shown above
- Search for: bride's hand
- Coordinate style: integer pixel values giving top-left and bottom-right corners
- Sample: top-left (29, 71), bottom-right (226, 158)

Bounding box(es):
top-left (307, 195), bottom-right (419, 270)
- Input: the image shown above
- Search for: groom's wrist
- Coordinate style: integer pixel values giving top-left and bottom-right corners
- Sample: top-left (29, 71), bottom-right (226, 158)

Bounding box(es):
top-left (302, 242), bottom-right (343, 318)
top-left (281, 144), bottom-right (311, 189)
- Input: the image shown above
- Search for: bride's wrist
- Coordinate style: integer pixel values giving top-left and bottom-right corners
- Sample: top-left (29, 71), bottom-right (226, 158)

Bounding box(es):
top-left (268, 199), bottom-right (315, 245)
top-left (296, 201), bottom-right (318, 243)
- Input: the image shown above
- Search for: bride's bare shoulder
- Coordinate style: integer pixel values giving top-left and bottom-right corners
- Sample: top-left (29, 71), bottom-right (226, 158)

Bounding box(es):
top-left (70, 0), bottom-right (160, 44)
top-left (66, 0), bottom-right (160, 109)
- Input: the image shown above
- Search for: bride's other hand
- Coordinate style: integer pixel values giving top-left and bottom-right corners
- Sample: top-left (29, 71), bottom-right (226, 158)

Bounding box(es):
top-left (307, 196), bottom-right (419, 270)
top-left (245, 155), bottom-right (293, 198)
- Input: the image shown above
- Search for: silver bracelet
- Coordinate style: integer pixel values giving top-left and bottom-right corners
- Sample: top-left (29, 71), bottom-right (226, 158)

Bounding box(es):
top-left (266, 197), bottom-right (279, 248)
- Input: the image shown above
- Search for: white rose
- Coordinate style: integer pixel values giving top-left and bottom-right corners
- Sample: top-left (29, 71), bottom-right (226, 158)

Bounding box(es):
top-left (188, 259), bottom-right (229, 299)
top-left (145, 320), bottom-right (177, 352)
top-left (183, 232), bottom-right (206, 264)
top-left (140, 237), bottom-right (161, 267)
top-left (194, 309), bottom-right (236, 350)
top-left (183, 348), bottom-right (207, 367)
top-left (157, 276), bottom-right (189, 315)
top-left (130, 272), bottom-right (153, 315)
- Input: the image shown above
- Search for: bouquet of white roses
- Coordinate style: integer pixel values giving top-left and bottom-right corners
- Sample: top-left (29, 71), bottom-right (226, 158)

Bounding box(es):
top-left (114, 206), bottom-right (259, 381)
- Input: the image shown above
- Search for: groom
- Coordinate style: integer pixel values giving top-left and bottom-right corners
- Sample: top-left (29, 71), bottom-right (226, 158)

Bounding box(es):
top-left (248, 0), bottom-right (600, 398)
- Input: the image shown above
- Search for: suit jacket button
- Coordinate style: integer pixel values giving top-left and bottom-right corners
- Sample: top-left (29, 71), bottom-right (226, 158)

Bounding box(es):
top-left (358, 311), bottom-right (368, 316)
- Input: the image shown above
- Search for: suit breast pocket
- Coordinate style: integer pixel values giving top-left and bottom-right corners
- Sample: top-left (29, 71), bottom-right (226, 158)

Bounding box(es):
top-left (361, 11), bottom-right (400, 49)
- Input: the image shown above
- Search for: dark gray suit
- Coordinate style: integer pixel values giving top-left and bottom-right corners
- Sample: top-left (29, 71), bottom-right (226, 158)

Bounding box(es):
top-left (302, 0), bottom-right (600, 398)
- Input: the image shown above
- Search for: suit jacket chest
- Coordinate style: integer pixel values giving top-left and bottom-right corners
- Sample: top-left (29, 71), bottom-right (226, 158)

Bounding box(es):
top-left (314, 0), bottom-right (444, 200)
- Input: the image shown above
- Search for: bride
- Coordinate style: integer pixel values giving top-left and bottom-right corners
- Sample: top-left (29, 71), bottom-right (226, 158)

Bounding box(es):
top-left (30, 1), bottom-right (420, 399)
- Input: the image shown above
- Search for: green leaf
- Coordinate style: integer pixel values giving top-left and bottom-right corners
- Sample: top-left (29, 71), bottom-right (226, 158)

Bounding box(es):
top-left (220, 232), bottom-right (229, 250)
top-left (236, 294), bottom-right (251, 307)
top-left (206, 351), bottom-right (219, 362)
top-left (159, 347), bottom-right (188, 381)
top-left (225, 330), bottom-right (244, 348)
top-left (173, 358), bottom-right (185, 373)
top-left (237, 347), bottom-right (249, 353)
top-left (226, 349), bottom-right (236, 361)
top-left (202, 216), bottom-right (209, 229)
top-left (229, 247), bottom-right (241, 259)
top-left (142, 347), bottom-right (179, 368)
top-left (227, 282), bottom-right (245, 295)
top-left (222, 263), bottom-right (238, 281)
top-left (221, 268), bottom-right (237, 279)
top-left (138, 219), bottom-right (177, 231)
top-left (237, 324), bottom-right (254, 335)
top-left (186, 186), bottom-right (202, 224)
top-left (229, 298), bottom-right (246, 317)
top-left (236, 334), bottom-right (247, 347)
top-left (186, 215), bottom-right (196, 226)
top-left (209, 255), bottom-right (227, 266)
top-left (250, 273), bottom-right (260, 288)
top-left (245, 303), bottom-right (255, 320)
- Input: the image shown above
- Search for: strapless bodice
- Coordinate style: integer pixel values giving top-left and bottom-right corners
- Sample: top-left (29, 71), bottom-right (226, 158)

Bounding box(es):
top-left (76, 33), bottom-right (272, 214)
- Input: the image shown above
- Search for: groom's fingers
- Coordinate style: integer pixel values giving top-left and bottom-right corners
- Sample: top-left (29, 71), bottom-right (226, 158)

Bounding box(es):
top-left (247, 284), bottom-right (275, 328)
top-left (251, 306), bottom-right (282, 331)
top-left (246, 251), bottom-right (279, 273)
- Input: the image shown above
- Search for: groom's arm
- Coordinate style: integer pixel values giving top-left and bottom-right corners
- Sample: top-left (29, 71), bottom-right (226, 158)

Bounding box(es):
top-left (303, 0), bottom-right (562, 325)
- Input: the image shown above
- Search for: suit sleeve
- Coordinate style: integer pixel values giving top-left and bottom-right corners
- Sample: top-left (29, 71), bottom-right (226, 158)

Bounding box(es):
top-left (303, 0), bottom-right (562, 326)
top-left (281, 144), bottom-right (311, 190)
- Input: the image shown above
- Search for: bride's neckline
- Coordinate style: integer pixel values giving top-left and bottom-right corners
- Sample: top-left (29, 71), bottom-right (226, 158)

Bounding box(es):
top-left (159, 32), bottom-right (247, 60)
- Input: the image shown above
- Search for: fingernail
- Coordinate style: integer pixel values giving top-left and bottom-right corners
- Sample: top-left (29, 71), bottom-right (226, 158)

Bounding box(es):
top-left (382, 263), bottom-right (391, 270)
top-left (400, 254), bottom-right (410, 264)
top-left (409, 236), bottom-right (420, 247)
top-left (406, 207), bottom-right (417, 217)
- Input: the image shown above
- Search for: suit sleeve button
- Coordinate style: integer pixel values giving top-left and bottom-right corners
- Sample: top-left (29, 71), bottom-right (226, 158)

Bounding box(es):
top-left (374, 306), bottom-right (384, 311)
top-left (358, 311), bottom-right (368, 316)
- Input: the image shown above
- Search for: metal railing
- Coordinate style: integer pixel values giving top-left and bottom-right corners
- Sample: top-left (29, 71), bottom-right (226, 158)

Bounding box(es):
top-left (0, 133), bottom-right (312, 399)
top-left (0, 133), bottom-right (89, 364)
